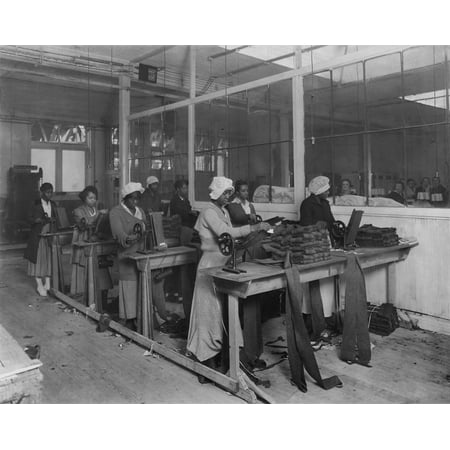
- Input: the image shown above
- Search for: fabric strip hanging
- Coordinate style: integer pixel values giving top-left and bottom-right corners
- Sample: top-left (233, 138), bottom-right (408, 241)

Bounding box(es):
top-left (308, 280), bottom-right (326, 340)
top-left (284, 253), bottom-right (342, 392)
top-left (340, 253), bottom-right (371, 366)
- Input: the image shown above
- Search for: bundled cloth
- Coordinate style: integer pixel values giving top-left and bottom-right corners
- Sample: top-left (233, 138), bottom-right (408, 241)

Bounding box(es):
top-left (356, 224), bottom-right (399, 247)
top-left (367, 303), bottom-right (399, 336)
top-left (162, 214), bottom-right (182, 239)
top-left (269, 222), bottom-right (331, 264)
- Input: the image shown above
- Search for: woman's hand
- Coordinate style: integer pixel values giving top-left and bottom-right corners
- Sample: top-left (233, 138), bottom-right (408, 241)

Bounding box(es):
top-left (98, 209), bottom-right (108, 215)
top-left (251, 221), bottom-right (271, 232)
top-left (125, 233), bottom-right (139, 244)
top-left (248, 213), bottom-right (257, 224)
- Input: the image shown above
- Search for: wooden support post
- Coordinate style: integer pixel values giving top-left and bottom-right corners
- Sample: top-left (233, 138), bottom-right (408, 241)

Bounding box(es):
top-left (188, 45), bottom-right (196, 205)
top-left (119, 75), bottom-right (131, 193)
top-left (227, 294), bottom-right (240, 380)
top-left (292, 46), bottom-right (305, 213)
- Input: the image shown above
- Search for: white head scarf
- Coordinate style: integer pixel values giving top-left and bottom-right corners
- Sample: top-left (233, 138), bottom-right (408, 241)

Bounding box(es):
top-left (308, 176), bottom-right (330, 196)
top-left (146, 176), bottom-right (159, 186)
top-left (121, 182), bottom-right (145, 199)
top-left (208, 176), bottom-right (234, 200)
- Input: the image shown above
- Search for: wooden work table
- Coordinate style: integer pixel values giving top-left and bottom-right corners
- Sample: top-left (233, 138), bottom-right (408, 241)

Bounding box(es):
top-left (126, 246), bottom-right (198, 338)
top-left (204, 240), bottom-right (418, 400)
top-left (0, 324), bottom-right (43, 404)
top-left (71, 240), bottom-right (117, 311)
top-left (52, 240), bottom-right (417, 403)
top-left (40, 230), bottom-right (74, 292)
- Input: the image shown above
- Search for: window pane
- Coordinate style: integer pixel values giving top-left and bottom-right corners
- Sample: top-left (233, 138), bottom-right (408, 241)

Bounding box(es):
top-left (370, 130), bottom-right (404, 199)
top-left (365, 53), bottom-right (403, 130)
top-left (304, 71), bottom-right (332, 138)
top-left (305, 139), bottom-right (332, 193)
top-left (405, 124), bottom-right (449, 207)
top-left (248, 85), bottom-right (271, 145)
top-left (333, 134), bottom-right (366, 199)
top-left (403, 46), bottom-right (447, 126)
top-left (332, 63), bottom-right (365, 134)
top-left (31, 148), bottom-right (56, 188)
top-left (62, 150), bottom-right (85, 192)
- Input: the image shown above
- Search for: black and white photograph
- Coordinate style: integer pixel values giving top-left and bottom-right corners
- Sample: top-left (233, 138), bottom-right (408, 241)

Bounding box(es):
top-left (0, 2), bottom-right (448, 449)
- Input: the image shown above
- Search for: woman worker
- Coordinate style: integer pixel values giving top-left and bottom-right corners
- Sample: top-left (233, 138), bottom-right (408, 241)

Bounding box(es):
top-left (227, 179), bottom-right (258, 226)
top-left (299, 176), bottom-right (336, 336)
top-left (24, 182), bottom-right (59, 296)
top-left (109, 182), bottom-right (147, 330)
top-left (70, 185), bottom-right (112, 301)
top-left (187, 176), bottom-right (270, 381)
top-left (227, 179), bottom-right (266, 260)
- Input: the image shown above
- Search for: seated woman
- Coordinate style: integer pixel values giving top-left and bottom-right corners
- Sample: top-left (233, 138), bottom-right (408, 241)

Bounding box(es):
top-left (24, 182), bottom-right (59, 296)
top-left (227, 180), bottom-right (258, 226)
top-left (169, 179), bottom-right (198, 228)
top-left (387, 181), bottom-right (407, 206)
top-left (415, 176), bottom-right (431, 200)
top-left (227, 179), bottom-right (266, 260)
top-left (187, 176), bottom-right (270, 381)
top-left (70, 185), bottom-right (112, 302)
top-left (338, 178), bottom-right (356, 196)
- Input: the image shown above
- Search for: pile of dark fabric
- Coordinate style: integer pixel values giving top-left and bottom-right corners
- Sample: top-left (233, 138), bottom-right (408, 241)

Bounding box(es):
top-left (356, 224), bottom-right (399, 247)
top-left (162, 214), bottom-right (182, 239)
top-left (269, 222), bottom-right (331, 264)
top-left (367, 303), bottom-right (399, 336)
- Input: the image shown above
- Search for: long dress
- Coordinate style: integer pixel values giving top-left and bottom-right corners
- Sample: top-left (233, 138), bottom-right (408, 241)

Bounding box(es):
top-left (187, 202), bottom-right (252, 362)
top-left (24, 199), bottom-right (58, 278)
top-left (109, 204), bottom-right (146, 320)
top-left (70, 204), bottom-right (113, 296)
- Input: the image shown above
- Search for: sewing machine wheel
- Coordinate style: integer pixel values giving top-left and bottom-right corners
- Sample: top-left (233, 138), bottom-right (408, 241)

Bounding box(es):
top-left (331, 220), bottom-right (346, 240)
top-left (218, 232), bottom-right (233, 256)
top-left (133, 222), bottom-right (143, 240)
top-left (255, 215), bottom-right (263, 223)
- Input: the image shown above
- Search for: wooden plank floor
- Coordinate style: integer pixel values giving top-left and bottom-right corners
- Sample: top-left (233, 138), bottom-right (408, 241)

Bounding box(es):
top-left (1, 253), bottom-right (449, 403)
top-left (0, 255), bottom-right (242, 404)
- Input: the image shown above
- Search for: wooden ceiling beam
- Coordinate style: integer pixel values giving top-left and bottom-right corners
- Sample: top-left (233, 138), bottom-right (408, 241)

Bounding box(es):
top-left (129, 46), bottom-right (177, 64)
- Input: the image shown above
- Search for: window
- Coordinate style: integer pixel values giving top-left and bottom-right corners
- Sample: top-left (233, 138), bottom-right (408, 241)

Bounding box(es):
top-left (304, 45), bottom-right (450, 208)
top-left (194, 79), bottom-right (294, 204)
top-left (129, 108), bottom-right (188, 199)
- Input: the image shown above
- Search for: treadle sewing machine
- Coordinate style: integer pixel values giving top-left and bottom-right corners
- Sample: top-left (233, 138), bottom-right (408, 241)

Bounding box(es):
top-left (330, 209), bottom-right (363, 249)
top-left (133, 212), bottom-right (168, 254)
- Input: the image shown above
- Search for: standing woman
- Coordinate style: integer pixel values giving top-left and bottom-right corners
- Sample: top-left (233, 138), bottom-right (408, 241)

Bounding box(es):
top-left (109, 182), bottom-right (146, 330)
top-left (70, 185), bottom-right (112, 297)
top-left (187, 177), bottom-right (270, 375)
top-left (24, 182), bottom-right (59, 296)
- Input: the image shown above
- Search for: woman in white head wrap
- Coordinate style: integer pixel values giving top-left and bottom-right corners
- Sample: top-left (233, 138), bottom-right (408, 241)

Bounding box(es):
top-left (300, 176), bottom-right (334, 229)
top-left (299, 176), bottom-right (336, 330)
top-left (109, 182), bottom-right (146, 330)
top-left (187, 176), bottom-right (270, 381)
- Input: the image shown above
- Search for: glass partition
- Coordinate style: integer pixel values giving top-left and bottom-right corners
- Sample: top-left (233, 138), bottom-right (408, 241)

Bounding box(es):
top-left (304, 45), bottom-right (450, 208)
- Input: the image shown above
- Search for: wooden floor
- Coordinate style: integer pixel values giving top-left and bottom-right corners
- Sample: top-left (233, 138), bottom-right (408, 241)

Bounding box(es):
top-left (1, 253), bottom-right (449, 403)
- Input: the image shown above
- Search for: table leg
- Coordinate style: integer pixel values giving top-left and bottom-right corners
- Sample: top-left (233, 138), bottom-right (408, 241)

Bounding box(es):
top-left (227, 294), bottom-right (240, 380)
top-left (51, 238), bottom-right (59, 291)
top-left (387, 263), bottom-right (396, 304)
top-left (92, 249), bottom-right (102, 313)
top-left (180, 263), bottom-right (195, 320)
top-left (243, 296), bottom-right (262, 361)
top-left (139, 261), bottom-right (154, 339)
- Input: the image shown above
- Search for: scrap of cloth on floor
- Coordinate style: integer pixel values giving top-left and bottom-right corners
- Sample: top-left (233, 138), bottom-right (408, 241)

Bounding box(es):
top-left (284, 253), bottom-right (342, 392)
top-left (340, 253), bottom-right (371, 365)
